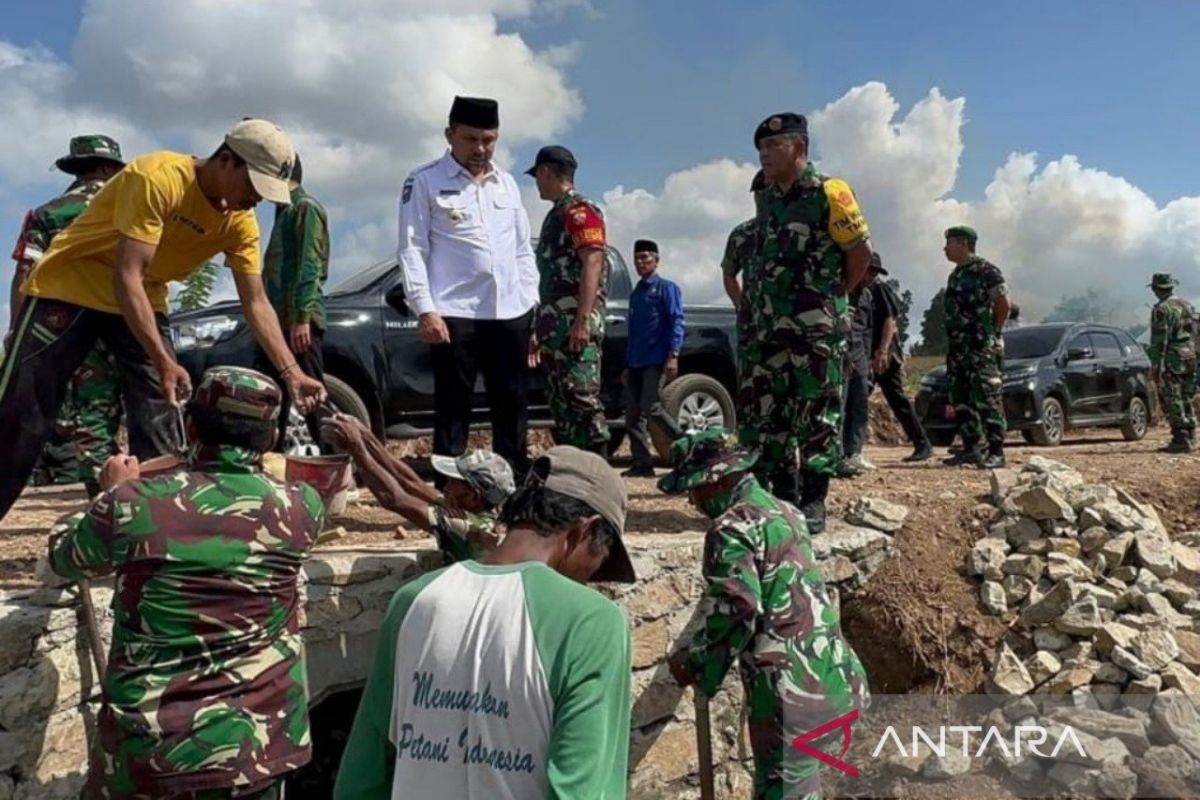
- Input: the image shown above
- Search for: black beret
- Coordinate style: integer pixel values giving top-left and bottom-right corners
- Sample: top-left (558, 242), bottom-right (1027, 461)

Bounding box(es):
top-left (523, 145), bottom-right (578, 177)
top-left (449, 96), bottom-right (499, 129)
top-left (754, 113), bottom-right (807, 148)
top-left (633, 239), bottom-right (659, 255)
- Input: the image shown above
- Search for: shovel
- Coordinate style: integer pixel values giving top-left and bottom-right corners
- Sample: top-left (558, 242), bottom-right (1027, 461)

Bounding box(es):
top-left (694, 690), bottom-right (716, 800)
top-left (77, 578), bottom-right (107, 681)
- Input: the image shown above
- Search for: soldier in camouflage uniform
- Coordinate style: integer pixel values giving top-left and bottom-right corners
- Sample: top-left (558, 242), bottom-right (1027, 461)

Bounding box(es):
top-left (941, 226), bottom-right (1010, 469)
top-left (10, 136), bottom-right (126, 494)
top-left (739, 114), bottom-right (874, 532)
top-left (662, 428), bottom-right (870, 800)
top-left (1147, 272), bottom-right (1197, 453)
top-left (257, 154), bottom-right (331, 451)
top-left (526, 145), bottom-right (611, 454)
top-left (321, 413), bottom-right (514, 562)
top-left (723, 171), bottom-right (768, 450)
top-left (48, 367), bottom-right (325, 800)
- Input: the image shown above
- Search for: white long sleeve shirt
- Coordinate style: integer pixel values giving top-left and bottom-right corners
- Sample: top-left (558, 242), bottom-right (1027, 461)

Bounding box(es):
top-left (397, 152), bottom-right (538, 320)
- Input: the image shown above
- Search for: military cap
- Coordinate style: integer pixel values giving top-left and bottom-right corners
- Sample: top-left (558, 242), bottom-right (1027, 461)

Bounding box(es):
top-left (633, 239), bottom-right (659, 255)
top-left (657, 427), bottom-right (758, 495)
top-left (868, 251), bottom-right (888, 275)
top-left (753, 112), bottom-right (807, 148)
top-left (1149, 273), bottom-right (1179, 290)
top-left (944, 225), bottom-right (978, 243)
top-left (55, 135), bottom-right (125, 175)
top-left (449, 96), bottom-right (500, 129)
top-left (431, 450), bottom-right (516, 507)
top-left (190, 367), bottom-right (281, 421)
top-left (750, 169), bottom-right (767, 192)
top-left (524, 144), bottom-right (577, 177)
top-left (531, 446), bottom-right (635, 583)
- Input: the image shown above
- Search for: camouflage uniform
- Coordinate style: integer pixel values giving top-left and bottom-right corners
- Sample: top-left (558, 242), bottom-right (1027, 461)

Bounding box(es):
top-left (723, 218), bottom-right (761, 436)
top-left (660, 429), bottom-right (870, 800)
top-left (739, 163), bottom-right (869, 498)
top-left (426, 450), bottom-right (513, 563)
top-left (427, 500), bottom-right (502, 563)
top-left (14, 168), bottom-right (122, 490)
top-left (943, 251), bottom-right (1008, 454)
top-left (535, 189), bottom-right (610, 451)
top-left (48, 367), bottom-right (325, 800)
top-left (1148, 274), bottom-right (1197, 442)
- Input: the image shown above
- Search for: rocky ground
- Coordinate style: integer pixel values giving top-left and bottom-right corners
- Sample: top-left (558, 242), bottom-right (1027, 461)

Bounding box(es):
top-left (4, 427), bottom-right (1196, 696)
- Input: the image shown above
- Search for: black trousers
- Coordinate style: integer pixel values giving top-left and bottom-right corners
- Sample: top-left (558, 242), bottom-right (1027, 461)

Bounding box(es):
top-left (624, 365), bottom-right (665, 470)
top-left (0, 297), bottom-right (180, 520)
top-left (430, 310), bottom-right (533, 474)
top-left (872, 359), bottom-right (929, 448)
top-left (255, 328), bottom-right (326, 452)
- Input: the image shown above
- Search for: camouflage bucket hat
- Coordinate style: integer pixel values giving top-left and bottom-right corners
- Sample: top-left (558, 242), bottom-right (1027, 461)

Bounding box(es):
top-left (657, 427), bottom-right (758, 495)
top-left (1149, 273), bottom-right (1179, 290)
top-left (55, 135), bottom-right (125, 174)
top-left (430, 451), bottom-right (516, 507)
top-left (944, 225), bottom-right (978, 243)
top-left (190, 367), bottom-right (281, 421)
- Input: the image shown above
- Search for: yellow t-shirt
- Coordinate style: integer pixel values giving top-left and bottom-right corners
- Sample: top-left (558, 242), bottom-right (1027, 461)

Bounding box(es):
top-left (23, 151), bottom-right (260, 313)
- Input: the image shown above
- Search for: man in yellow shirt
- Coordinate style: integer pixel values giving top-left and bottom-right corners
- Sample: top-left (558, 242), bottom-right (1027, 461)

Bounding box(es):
top-left (0, 119), bottom-right (326, 520)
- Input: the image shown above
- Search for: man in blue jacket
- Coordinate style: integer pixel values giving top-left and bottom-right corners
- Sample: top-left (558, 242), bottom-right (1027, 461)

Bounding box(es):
top-left (622, 239), bottom-right (685, 477)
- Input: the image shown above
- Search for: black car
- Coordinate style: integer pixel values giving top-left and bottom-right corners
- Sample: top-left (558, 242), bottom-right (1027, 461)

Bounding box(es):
top-left (914, 323), bottom-right (1156, 447)
top-left (171, 247), bottom-right (740, 459)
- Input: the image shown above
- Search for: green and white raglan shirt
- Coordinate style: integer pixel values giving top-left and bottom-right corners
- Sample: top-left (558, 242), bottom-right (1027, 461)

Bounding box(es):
top-left (334, 561), bottom-right (632, 800)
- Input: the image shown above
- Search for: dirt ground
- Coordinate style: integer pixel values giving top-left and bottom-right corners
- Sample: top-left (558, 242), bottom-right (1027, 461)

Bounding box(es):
top-left (3, 426), bottom-right (1198, 701)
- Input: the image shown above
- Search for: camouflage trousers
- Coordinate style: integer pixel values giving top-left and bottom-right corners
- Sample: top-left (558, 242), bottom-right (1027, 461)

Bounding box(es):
top-left (1160, 363), bottom-right (1197, 434)
top-left (742, 668), bottom-right (868, 800)
top-left (947, 349), bottom-right (1006, 451)
top-left (737, 334), bottom-right (846, 488)
top-left (538, 317), bottom-right (610, 451)
top-left (31, 341), bottom-right (121, 488)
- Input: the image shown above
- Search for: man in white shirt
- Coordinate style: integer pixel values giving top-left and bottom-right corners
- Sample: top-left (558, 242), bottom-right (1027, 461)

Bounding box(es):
top-left (398, 96), bottom-right (539, 475)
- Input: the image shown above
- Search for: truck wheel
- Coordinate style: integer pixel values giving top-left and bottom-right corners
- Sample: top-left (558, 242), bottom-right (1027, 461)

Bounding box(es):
top-left (282, 374), bottom-right (371, 455)
top-left (650, 374), bottom-right (736, 462)
top-left (1119, 395), bottom-right (1149, 441)
top-left (1027, 396), bottom-right (1065, 446)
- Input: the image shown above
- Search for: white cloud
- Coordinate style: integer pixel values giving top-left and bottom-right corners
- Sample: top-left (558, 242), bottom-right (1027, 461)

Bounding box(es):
top-left (602, 82), bottom-right (1200, 329)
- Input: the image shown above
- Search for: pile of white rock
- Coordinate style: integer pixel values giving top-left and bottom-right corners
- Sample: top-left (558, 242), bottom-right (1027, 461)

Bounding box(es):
top-left (961, 456), bottom-right (1200, 795)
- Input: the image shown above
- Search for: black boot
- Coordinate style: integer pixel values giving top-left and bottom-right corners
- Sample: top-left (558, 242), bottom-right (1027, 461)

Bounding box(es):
top-left (1162, 432), bottom-right (1193, 454)
top-left (903, 441), bottom-right (933, 462)
top-left (798, 470), bottom-right (830, 534)
top-left (943, 447), bottom-right (982, 467)
top-left (980, 446), bottom-right (1007, 469)
top-left (770, 469), bottom-right (801, 505)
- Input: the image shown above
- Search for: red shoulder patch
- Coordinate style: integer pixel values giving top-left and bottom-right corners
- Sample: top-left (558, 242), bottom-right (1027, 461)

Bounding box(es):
top-left (563, 201), bottom-right (606, 251)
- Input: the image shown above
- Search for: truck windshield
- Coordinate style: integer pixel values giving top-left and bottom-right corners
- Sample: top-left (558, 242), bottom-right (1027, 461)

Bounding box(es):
top-left (1003, 327), bottom-right (1065, 359)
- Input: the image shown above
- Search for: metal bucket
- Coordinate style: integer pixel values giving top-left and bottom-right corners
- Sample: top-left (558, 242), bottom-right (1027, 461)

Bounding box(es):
top-left (285, 454), bottom-right (354, 516)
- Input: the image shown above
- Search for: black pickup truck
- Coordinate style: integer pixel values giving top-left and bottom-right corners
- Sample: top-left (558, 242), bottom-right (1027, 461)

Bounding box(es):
top-left (171, 247), bottom-right (739, 459)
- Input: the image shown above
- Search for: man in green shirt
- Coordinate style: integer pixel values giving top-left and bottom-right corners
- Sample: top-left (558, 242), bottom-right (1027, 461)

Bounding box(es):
top-left (258, 154), bottom-right (330, 450)
top-left (334, 446), bottom-right (635, 800)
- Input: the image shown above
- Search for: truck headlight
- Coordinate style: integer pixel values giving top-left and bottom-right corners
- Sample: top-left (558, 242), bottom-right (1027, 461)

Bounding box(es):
top-left (172, 316), bottom-right (240, 350)
top-left (1003, 366), bottom-right (1038, 387)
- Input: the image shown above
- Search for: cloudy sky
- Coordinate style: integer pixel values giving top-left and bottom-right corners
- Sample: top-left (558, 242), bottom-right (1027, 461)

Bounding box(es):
top-left (2, 0), bottom-right (1199, 334)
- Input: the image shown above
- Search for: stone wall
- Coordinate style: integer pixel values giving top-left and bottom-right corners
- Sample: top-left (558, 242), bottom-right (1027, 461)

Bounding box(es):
top-left (0, 521), bottom-right (895, 800)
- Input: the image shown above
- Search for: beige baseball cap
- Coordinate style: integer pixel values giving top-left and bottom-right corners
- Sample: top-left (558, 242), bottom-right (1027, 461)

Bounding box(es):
top-left (535, 446), bottom-right (635, 583)
top-left (224, 119), bottom-right (296, 205)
